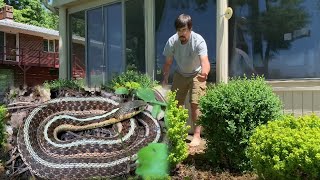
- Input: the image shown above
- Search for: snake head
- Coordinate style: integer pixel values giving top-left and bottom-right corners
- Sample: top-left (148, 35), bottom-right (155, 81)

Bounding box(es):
top-left (114, 100), bottom-right (148, 119)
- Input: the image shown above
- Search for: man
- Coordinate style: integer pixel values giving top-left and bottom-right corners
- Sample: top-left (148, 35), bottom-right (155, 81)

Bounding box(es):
top-left (162, 14), bottom-right (210, 147)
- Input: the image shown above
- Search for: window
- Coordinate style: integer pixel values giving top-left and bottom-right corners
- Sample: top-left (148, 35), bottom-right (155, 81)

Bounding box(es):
top-left (69, 0), bottom-right (145, 87)
top-left (229, 0), bottom-right (320, 79)
top-left (43, 39), bottom-right (55, 52)
top-left (155, 0), bottom-right (217, 83)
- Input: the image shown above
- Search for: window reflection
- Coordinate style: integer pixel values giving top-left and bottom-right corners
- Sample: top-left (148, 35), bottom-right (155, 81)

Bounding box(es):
top-left (155, 0), bottom-right (217, 83)
top-left (70, 11), bottom-right (86, 82)
top-left (229, 0), bottom-right (320, 79)
top-left (126, 0), bottom-right (145, 73)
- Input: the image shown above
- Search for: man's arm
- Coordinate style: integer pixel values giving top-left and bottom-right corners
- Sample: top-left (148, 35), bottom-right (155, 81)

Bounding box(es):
top-left (162, 56), bottom-right (173, 86)
top-left (198, 55), bottom-right (210, 82)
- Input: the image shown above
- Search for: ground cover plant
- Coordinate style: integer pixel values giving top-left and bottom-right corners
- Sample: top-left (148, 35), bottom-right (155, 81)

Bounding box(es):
top-left (248, 114), bottom-right (320, 179)
top-left (199, 76), bottom-right (283, 172)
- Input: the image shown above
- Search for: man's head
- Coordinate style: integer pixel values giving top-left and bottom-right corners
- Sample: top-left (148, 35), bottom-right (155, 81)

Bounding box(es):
top-left (175, 14), bottom-right (192, 44)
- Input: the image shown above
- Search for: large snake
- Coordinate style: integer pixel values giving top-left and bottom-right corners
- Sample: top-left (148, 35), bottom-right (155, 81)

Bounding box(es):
top-left (17, 97), bottom-right (162, 179)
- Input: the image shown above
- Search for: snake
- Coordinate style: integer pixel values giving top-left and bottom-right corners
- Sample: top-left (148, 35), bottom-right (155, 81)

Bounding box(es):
top-left (17, 97), bottom-right (163, 179)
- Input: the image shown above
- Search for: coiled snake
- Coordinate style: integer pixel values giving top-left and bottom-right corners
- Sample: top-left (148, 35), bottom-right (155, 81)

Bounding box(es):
top-left (17, 97), bottom-right (162, 179)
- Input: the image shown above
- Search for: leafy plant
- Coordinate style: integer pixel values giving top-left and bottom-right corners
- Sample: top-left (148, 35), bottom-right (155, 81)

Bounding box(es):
top-left (248, 114), bottom-right (320, 179)
top-left (165, 91), bottom-right (190, 167)
top-left (109, 70), bottom-right (157, 90)
top-left (199, 76), bottom-right (282, 172)
top-left (43, 79), bottom-right (84, 91)
top-left (135, 143), bottom-right (169, 179)
top-left (0, 106), bottom-right (7, 149)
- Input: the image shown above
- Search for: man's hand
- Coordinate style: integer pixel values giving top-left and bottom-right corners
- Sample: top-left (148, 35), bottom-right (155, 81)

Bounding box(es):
top-left (162, 56), bottom-right (173, 87)
top-left (197, 72), bottom-right (207, 82)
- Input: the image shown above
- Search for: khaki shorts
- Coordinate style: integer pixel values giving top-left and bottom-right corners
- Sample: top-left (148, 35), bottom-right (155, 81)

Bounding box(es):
top-left (171, 71), bottom-right (207, 105)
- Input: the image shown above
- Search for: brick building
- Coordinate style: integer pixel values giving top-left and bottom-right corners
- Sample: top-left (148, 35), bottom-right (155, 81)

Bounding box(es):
top-left (0, 5), bottom-right (85, 95)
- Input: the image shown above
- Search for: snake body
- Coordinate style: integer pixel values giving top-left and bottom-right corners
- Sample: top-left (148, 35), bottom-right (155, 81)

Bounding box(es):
top-left (17, 97), bottom-right (162, 179)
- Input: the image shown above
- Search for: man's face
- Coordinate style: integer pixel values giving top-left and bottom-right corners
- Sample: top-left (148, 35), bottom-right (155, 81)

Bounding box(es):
top-left (177, 25), bottom-right (191, 44)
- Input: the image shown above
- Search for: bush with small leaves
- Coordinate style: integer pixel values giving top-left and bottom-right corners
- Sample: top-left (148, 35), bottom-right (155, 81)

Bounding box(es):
top-left (109, 70), bottom-right (157, 90)
top-left (165, 91), bottom-right (190, 167)
top-left (248, 114), bottom-right (320, 179)
top-left (199, 76), bottom-right (282, 172)
top-left (43, 79), bottom-right (84, 91)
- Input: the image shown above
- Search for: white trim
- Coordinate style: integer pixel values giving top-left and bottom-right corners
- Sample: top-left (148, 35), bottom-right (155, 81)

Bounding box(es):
top-left (68, 0), bottom-right (118, 14)
top-left (216, 1), bottom-right (229, 83)
top-left (145, 0), bottom-right (155, 79)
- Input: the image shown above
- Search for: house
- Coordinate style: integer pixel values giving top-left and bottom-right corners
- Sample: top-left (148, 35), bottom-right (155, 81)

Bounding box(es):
top-left (0, 5), bottom-right (85, 94)
top-left (52, 0), bottom-right (320, 116)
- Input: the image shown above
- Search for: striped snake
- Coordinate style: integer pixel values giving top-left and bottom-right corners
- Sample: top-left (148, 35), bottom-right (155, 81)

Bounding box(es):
top-left (17, 97), bottom-right (162, 179)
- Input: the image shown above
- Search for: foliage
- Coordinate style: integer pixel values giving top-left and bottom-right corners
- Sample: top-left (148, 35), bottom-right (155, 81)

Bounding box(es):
top-left (248, 114), bottom-right (320, 179)
top-left (165, 91), bottom-right (190, 167)
top-left (109, 70), bottom-right (157, 90)
top-left (3, 0), bottom-right (58, 30)
top-left (135, 143), bottom-right (169, 179)
top-left (199, 76), bottom-right (282, 171)
top-left (0, 105), bottom-right (7, 148)
top-left (43, 79), bottom-right (84, 91)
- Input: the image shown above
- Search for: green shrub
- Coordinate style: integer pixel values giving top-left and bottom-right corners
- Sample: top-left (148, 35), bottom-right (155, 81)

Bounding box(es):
top-left (109, 70), bottom-right (157, 90)
top-left (199, 76), bottom-right (282, 171)
top-left (165, 91), bottom-right (190, 167)
top-left (0, 106), bottom-right (7, 148)
top-left (43, 79), bottom-right (84, 91)
top-left (248, 114), bottom-right (320, 179)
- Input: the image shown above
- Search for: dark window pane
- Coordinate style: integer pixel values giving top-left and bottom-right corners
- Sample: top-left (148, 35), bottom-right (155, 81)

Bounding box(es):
top-left (126, 0), bottom-right (145, 73)
top-left (43, 39), bottom-right (48, 52)
top-left (229, 0), bottom-right (320, 79)
top-left (155, 0), bottom-right (217, 83)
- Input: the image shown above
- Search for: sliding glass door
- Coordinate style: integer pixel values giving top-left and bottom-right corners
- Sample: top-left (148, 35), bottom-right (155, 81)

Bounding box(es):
top-left (87, 3), bottom-right (123, 86)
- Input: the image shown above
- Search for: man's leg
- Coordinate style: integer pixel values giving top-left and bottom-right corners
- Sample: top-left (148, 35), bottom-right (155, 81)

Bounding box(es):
top-left (189, 74), bottom-right (206, 147)
top-left (171, 72), bottom-right (191, 106)
top-left (189, 103), bottom-right (201, 146)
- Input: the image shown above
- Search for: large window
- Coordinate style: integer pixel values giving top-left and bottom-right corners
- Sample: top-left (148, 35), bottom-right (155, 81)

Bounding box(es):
top-left (155, 0), bottom-right (217, 83)
top-left (229, 0), bottom-right (320, 79)
top-left (69, 0), bottom-right (145, 87)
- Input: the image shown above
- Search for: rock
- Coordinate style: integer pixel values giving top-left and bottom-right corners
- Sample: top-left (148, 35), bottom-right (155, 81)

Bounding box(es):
top-left (10, 111), bottom-right (27, 129)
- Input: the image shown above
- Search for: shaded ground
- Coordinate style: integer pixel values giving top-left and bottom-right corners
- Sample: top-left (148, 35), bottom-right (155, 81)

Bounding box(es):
top-left (169, 136), bottom-right (258, 180)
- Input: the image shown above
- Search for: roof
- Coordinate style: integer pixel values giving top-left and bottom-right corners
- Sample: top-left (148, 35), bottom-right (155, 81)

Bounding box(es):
top-left (0, 19), bottom-right (84, 44)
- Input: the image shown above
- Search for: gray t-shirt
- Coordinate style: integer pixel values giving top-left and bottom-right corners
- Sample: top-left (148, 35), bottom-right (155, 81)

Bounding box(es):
top-left (163, 31), bottom-right (208, 77)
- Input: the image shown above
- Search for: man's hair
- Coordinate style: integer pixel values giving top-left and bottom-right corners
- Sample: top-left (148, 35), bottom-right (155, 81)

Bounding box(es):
top-left (174, 14), bottom-right (192, 30)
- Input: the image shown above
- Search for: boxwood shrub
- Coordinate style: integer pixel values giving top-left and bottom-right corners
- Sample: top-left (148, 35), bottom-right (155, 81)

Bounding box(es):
top-left (248, 114), bottom-right (320, 179)
top-left (199, 76), bottom-right (282, 171)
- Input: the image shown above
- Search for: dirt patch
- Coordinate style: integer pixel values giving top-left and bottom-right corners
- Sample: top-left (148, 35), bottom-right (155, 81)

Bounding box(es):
top-left (170, 145), bottom-right (258, 180)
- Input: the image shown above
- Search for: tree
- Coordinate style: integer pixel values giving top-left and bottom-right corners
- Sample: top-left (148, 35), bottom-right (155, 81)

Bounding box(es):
top-left (3, 0), bottom-right (58, 30)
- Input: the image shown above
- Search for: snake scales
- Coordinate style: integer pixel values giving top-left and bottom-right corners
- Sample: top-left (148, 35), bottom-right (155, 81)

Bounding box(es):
top-left (17, 97), bottom-right (162, 179)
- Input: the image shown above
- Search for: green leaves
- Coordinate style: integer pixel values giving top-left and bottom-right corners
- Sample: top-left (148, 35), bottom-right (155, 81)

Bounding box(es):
top-left (199, 75), bottom-right (283, 171)
top-left (9, 0), bottom-right (58, 30)
top-left (248, 114), bottom-right (320, 179)
top-left (165, 91), bottom-right (189, 166)
top-left (135, 143), bottom-right (169, 179)
top-left (114, 87), bottom-right (129, 95)
top-left (0, 106), bottom-right (7, 148)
